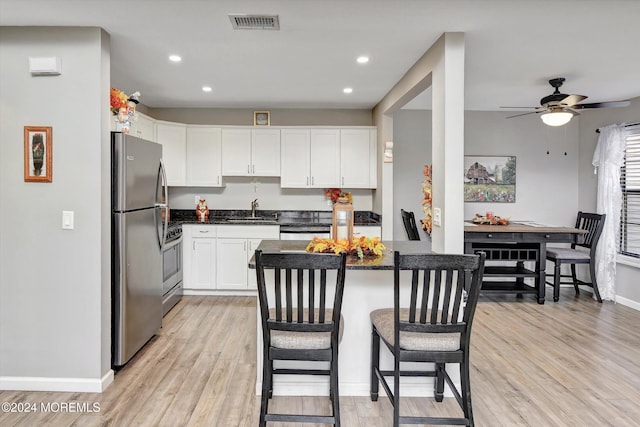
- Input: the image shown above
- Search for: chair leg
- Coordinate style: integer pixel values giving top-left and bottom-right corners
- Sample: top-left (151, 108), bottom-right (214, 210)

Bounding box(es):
top-left (259, 351), bottom-right (271, 427)
top-left (589, 260), bottom-right (603, 303)
top-left (553, 262), bottom-right (561, 302)
top-left (460, 357), bottom-right (474, 427)
top-left (331, 353), bottom-right (341, 427)
top-left (370, 326), bottom-right (380, 401)
top-left (434, 363), bottom-right (445, 402)
top-left (393, 350), bottom-right (400, 427)
top-left (571, 264), bottom-right (580, 295)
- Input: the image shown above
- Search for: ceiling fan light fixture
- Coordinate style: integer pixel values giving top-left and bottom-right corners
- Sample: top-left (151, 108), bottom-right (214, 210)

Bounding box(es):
top-left (541, 110), bottom-right (574, 126)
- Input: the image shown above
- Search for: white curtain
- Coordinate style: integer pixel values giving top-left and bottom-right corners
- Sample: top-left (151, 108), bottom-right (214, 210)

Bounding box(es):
top-left (592, 124), bottom-right (628, 301)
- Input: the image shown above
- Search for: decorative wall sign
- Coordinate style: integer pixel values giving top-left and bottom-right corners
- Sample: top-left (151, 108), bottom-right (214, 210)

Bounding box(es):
top-left (464, 155), bottom-right (516, 203)
top-left (24, 126), bottom-right (52, 182)
top-left (254, 111), bottom-right (270, 126)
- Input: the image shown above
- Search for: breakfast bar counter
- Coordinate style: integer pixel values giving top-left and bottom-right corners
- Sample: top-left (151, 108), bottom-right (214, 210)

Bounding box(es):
top-left (250, 239), bottom-right (439, 397)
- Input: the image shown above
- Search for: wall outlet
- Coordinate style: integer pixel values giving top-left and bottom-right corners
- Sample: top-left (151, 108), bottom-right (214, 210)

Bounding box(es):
top-left (433, 207), bottom-right (442, 227)
top-left (194, 195), bottom-right (200, 205)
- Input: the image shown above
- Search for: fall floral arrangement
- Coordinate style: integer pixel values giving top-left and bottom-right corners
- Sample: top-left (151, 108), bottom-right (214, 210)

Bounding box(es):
top-left (421, 164), bottom-right (433, 235)
top-left (306, 236), bottom-right (386, 259)
top-left (325, 188), bottom-right (353, 204)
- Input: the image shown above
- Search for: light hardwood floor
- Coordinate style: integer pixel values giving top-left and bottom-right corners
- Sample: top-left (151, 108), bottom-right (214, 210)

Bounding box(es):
top-left (2, 290), bottom-right (640, 426)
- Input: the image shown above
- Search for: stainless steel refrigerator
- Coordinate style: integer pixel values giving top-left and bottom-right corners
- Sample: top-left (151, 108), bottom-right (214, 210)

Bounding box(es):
top-left (111, 132), bottom-right (168, 367)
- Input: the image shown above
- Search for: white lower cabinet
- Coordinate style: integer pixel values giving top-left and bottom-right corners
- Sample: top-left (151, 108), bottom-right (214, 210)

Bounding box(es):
top-left (353, 225), bottom-right (382, 238)
top-left (183, 225), bottom-right (217, 290)
top-left (216, 238), bottom-right (249, 290)
top-left (184, 224), bottom-right (278, 291)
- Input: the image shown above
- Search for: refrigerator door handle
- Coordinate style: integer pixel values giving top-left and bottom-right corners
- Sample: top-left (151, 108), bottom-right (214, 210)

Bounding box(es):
top-left (155, 159), bottom-right (169, 250)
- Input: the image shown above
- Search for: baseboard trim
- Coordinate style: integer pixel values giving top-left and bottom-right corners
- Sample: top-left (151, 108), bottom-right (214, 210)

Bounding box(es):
top-left (615, 295), bottom-right (640, 311)
top-left (183, 289), bottom-right (257, 297)
top-left (0, 370), bottom-right (114, 393)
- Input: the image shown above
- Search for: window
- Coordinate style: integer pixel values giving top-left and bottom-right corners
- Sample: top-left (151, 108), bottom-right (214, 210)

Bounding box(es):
top-left (620, 131), bottom-right (640, 257)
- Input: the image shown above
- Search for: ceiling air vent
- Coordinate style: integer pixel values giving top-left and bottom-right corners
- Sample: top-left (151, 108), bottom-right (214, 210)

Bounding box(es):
top-left (229, 14), bottom-right (280, 30)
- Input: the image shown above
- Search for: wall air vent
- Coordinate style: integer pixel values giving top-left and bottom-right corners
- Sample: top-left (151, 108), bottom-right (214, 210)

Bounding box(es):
top-left (229, 14), bottom-right (280, 30)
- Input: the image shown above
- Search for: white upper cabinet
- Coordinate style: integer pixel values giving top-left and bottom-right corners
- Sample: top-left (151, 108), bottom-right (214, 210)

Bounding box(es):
top-left (340, 128), bottom-right (377, 188)
top-left (221, 128), bottom-right (280, 176)
top-left (310, 129), bottom-right (341, 188)
top-left (156, 121), bottom-right (187, 186)
top-left (186, 126), bottom-right (222, 187)
top-left (280, 129), bottom-right (311, 187)
top-left (281, 129), bottom-right (340, 188)
top-left (129, 112), bottom-right (156, 142)
top-left (252, 128), bottom-right (281, 176)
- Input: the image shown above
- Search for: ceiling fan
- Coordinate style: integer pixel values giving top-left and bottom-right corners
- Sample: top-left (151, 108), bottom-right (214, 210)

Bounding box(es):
top-left (504, 77), bottom-right (630, 126)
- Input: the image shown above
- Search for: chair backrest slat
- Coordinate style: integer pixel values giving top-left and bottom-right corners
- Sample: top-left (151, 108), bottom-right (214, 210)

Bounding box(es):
top-left (255, 250), bottom-right (347, 340)
top-left (401, 209), bottom-right (421, 241)
top-left (573, 211), bottom-right (606, 251)
top-left (394, 252), bottom-right (486, 341)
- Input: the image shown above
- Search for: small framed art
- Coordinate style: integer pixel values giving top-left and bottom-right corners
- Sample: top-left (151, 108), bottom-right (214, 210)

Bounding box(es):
top-left (24, 126), bottom-right (53, 183)
top-left (254, 111), bottom-right (270, 126)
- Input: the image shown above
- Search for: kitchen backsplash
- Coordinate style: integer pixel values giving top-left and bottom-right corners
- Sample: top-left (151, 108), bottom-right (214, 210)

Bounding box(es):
top-left (168, 176), bottom-right (374, 211)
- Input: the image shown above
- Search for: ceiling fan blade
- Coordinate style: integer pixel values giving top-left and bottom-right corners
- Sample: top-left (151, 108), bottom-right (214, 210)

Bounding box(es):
top-left (559, 94), bottom-right (587, 106)
top-left (506, 111), bottom-right (540, 119)
top-left (571, 100), bottom-right (631, 110)
top-left (500, 106), bottom-right (538, 109)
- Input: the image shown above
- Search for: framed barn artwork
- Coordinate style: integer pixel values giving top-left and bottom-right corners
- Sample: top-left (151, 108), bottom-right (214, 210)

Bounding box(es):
top-left (464, 156), bottom-right (516, 203)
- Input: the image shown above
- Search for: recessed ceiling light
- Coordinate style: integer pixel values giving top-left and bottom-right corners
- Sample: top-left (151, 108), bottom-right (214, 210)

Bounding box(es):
top-left (202, 86), bottom-right (212, 92)
top-left (169, 55), bottom-right (182, 62)
top-left (343, 87), bottom-right (353, 94)
top-left (357, 56), bottom-right (369, 64)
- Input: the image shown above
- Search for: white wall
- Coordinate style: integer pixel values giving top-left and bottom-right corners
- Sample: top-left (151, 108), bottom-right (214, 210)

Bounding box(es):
top-left (392, 110), bottom-right (432, 243)
top-left (0, 27), bottom-right (112, 391)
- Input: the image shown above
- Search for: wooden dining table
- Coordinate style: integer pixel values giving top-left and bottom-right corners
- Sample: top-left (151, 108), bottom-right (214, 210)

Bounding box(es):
top-left (464, 222), bottom-right (587, 304)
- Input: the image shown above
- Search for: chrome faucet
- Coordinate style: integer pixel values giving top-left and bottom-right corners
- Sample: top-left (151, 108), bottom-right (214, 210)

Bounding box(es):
top-left (251, 199), bottom-right (259, 217)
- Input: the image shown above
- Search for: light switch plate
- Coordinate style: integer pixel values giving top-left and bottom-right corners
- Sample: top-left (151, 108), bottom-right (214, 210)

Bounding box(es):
top-left (62, 211), bottom-right (74, 230)
top-left (194, 195), bottom-right (200, 205)
top-left (433, 207), bottom-right (442, 227)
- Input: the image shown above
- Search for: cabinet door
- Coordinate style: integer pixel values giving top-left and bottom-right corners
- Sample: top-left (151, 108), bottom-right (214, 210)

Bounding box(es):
top-left (191, 237), bottom-right (217, 289)
top-left (252, 129), bottom-right (280, 176)
top-left (310, 129), bottom-right (340, 188)
top-left (130, 113), bottom-right (156, 142)
top-left (216, 238), bottom-right (248, 289)
top-left (340, 129), bottom-right (374, 188)
top-left (156, 122), bottom-right (186, 186)
top-left (187, 127), bottom-right (222, 186)
top-left (280, 129), bottom-right (311, 188)
top-left (221, 128), bottom-right (251, 176)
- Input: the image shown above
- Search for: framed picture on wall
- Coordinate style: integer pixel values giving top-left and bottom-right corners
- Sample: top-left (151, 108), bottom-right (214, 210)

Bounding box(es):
top-left (24, 126), bottom-right (53, 183)
top-left (464, 155), bottom-right (515, 202)
top-left (254, 111), bottom-right (270, 126)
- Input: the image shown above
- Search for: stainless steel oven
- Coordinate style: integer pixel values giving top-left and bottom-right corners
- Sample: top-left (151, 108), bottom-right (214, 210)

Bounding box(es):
top-left (162, 225), bottom-right (183, 316)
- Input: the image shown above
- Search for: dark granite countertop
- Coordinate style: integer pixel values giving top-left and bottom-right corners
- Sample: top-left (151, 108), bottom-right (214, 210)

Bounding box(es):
top-left (249, 239), bottom-right (431, 270)
top-left (170, 209), bottom-right (381, 227)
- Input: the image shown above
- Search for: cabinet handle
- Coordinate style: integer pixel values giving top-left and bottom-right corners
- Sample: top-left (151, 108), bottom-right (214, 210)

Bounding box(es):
top-left (217, 176), bottom-right (220, 185)
top-left (199, 230), bottom-right (209, 233)
top-left (311, 176), bottom-right (314, 186)
top-left (244, 241), bottom-right (247, 251)
top-left (342, 177), bottom-right (344, 186)
top-left (487, 234), bottom-right (493, 238)
top-left (247, 164), bottom-right (250, 174)
top-left (252, 164), bottom-right (255, 174)
top-left (306, 177), bottom-right (309, 186)
top-left (193, 241), bottom-right (195, 251)
top-left (544, 234), bottom-right (550, 238)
